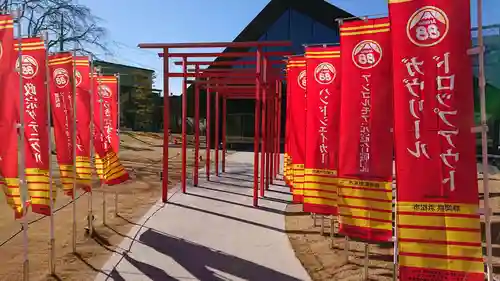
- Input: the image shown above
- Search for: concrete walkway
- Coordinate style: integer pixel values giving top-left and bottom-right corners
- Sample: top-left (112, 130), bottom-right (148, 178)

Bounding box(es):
top-left (95, 152), bottom-right (311, 281)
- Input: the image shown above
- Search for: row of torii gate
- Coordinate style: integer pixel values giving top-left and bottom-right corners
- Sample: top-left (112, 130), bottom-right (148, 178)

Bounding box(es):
top-left (138, 41), bottom-right (293, 205)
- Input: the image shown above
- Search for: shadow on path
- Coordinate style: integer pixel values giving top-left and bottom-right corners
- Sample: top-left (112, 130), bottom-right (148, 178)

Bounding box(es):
top-left (139, 229), bottom-right (304, 281)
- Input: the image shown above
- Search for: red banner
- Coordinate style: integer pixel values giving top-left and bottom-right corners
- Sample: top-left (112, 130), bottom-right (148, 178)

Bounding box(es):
top-left (389, 1), bottom-right (483, 279)
top-left (0, 15), bottom-right (22, 217)
top-left (74, 56), bottom-right (92, 190)
top-left (303, 46), bottom-right (341, 215)
top-left (338, 18), bottom-right (394, 242)
top-left (287, 57), bottom-right (307, 203)
top-left (93, 75), bottom-right (129, 185)
top-left (48, 52), bottom-right (76, 197)
top-left (15, 38), bottom-right (53, 215)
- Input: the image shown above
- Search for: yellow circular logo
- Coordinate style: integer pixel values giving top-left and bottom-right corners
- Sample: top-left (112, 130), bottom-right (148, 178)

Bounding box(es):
top-left (53, 68), bottom-right (70, 88)
top-left (314, 62), bottom-right (336, 85)
top-left (406, 6), bottom-right (449, 47)
top-left (15, 55), bottom-right (39, 79)
top-left (352, 40), bottom-right (383, 70)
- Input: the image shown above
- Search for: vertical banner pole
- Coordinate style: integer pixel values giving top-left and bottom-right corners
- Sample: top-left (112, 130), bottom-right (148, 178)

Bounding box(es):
top-left (193, 65), bottom-right (200, 186)
top-left (98, 68), bottom-right (106, 225)
top-left (253, 48), bottom-right (262, 206)
top-left (71, 44), bottom-right (78, 254)
top-left (260, 56), bottom-right (267, 197)
top-left (344, 236), bottom-right (349, 263)
top-left (477, 0), bottom-right (493, 279)
top-left (14, 9), bottom-right (29, 280)
top-left (161, 47), bottom-right (169, 202)
top-left (43, 31), bottom-right (56, 275)
top-left (181, 56), bottom-right (187, 193)
top-left (329, 216), bottom-right (335, 249)
top-left (206, 82), bottom-right (211, 181)
top-left (363, 243), bottom-right (369, 280)
top-left (222, 96), bottom-right (227, 172)
top-left (114, 73), bottom-right (120, 216)
top-left (275, 80), bottom-right (279, 177)
top-left (320, 215), bottom-right (325, 236)
top-left (268, 89), bottom-right (274, 185)
top-left (88, 55), bottom-right (94, 235)
top-left (215, 90), bottom-right (220, 176)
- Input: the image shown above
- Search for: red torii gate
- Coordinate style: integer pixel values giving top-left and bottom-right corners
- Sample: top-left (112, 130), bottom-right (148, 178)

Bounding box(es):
top-left (181, 62), bottom-right (285, 204)
top-left (137, 41), bottom-right (291, 207)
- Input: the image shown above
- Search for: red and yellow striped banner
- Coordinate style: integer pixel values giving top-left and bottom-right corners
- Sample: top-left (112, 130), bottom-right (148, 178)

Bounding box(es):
top-left (303, 46), bottom-right (341, 215)
top-left (286, 57), bottom-right (306, 203)
top-left (390, 0), bottom-right (483, 279)
top-left (338, 17), bottom-right (394, 242)
top-left (93, 76), bottom-right (129, 185)
top-left (0, 14), bottom-right (23, 218)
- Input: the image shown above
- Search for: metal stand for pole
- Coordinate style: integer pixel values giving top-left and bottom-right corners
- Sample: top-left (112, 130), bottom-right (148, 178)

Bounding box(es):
top-left (329, 216), bottom-right (335, 249)
top-left (14, 9), bottom-right (30, 280)
top-left (312, 213), bottom-right (317, 227)
top-left (344, 237), bottom-right (349, 263)
top-left (363, 243), bottom-right (369, 280)
top-left (320, 215), bottom-right (325, 236)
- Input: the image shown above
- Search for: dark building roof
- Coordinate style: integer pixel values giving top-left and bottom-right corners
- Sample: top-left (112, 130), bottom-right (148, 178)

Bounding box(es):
top-left (214, 0), bottom-right (354, 60)
top-left (94, 60), bottom-right (155, 73)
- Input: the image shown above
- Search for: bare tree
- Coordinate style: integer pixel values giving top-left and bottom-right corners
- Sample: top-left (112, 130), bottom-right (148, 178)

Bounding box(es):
top-left (0, 0), bottom-right (109, 55)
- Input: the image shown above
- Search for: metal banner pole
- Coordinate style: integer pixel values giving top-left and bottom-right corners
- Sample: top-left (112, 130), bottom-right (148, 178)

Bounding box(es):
top-left (43, 30), bottom-right (56, 275)
top-left (344, 237), bottom-right (349, 263)
top-left (320, 215), bottom-right (325, 236)
top-left (14, 8), bottom-right (30, 281)
top-left (476, 1), bottom-right (493, 279)
top-left (114, 73), bottom-right (120, 217)
top-left (98, 68), bottom-right (106, 225)
top-left (71, 44), bottom-right (78, 254)
top-left (87, 55), bottom-right (94, 236)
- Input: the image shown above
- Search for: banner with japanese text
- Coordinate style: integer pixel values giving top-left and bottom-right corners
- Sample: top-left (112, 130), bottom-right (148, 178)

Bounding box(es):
top-left (0, 15), bottom-right (23, 218)
top-left (93, 75), bottom-right (129, 185)
top-left (287, 57), bottom-right (306, 203)
top-left (338, 18), bottom-right (394, 242)
top-left (389, 1), bottom-right (483, 279)
top-left (48, 52), bottom-right (76, 197)
top-left (303, 46), bottom-right (341, 215)
top-left (15, 38), bottom-right (53, 215)
top-left (74, 56), bottom-right (92, 190)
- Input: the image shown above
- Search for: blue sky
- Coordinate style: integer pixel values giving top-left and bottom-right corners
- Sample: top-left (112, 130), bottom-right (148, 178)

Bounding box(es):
top-left (79, 0), bottom-right (500, 95)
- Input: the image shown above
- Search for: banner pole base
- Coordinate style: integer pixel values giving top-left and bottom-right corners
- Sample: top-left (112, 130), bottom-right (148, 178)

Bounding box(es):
top-left (72, 221), bottom-right (77, 253)
top-left (103, 191), bottom-right (106, 225)
top-left (114, 192), bottom-right (118, 217)
top-left (329, 216), bottom-right (335, 249)
top-left (49, 238), bottom-right (55, 275)
top-left (320, 215), bottom-right (325, 236)
top-left (312, 213), bottom-right (317, 227)
top-left (344, 237), bottom-right (349, 263)
top-left (23, 259), bottom-right (29, 281)
top-left (363, 243), bottom-right (369, 280)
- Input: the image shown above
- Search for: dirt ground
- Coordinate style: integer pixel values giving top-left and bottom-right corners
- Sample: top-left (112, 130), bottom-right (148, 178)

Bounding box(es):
top-left (0, 132), bottom-right (217, 281)
top-left (286, 174), bottom-right (500, 281)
